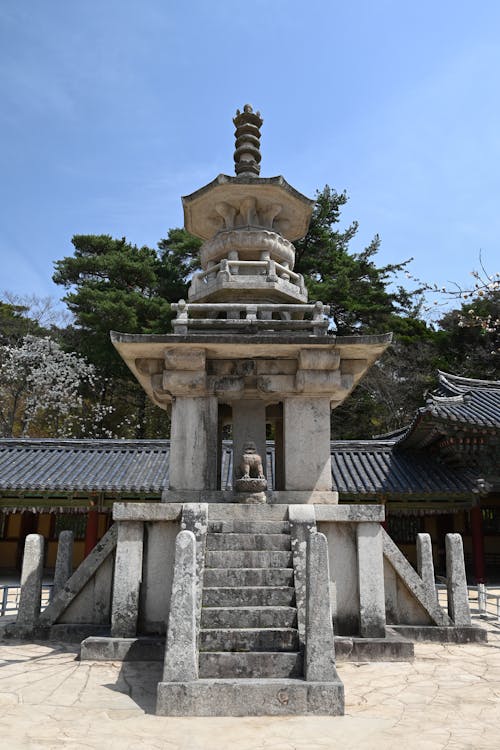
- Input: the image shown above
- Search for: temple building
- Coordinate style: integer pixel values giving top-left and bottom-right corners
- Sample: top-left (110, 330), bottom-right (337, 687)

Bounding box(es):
top-left (1, 369), bottom-right (498, 580)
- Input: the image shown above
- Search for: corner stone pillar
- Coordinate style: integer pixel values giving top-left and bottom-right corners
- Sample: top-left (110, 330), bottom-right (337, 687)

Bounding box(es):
top-left (169, 396), bottom-right (218, 491)
top-left (283, 397), bottom-right (332, 491)
top-left (356, 523), bottom-right (386, 638)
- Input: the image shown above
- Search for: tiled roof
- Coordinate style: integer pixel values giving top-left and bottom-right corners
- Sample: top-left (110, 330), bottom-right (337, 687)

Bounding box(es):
top-left (330, 440), bottom-right (477, 497)
top-left (0, 440), bottom-right (170, 493)
top-left (0, 438), bottom-right (478, 499)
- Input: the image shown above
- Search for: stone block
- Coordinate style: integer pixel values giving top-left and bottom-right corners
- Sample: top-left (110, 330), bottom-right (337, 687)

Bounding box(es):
top-left (162, 530), bottom-right (198, 682)
top-left (164, 347), bottom-right (206, 370)
top-left (283, 397), bottom-right (332, 491)
top-left (156, 678), bottom-right (344, 716)
top-left (289, 504), bottom-right (316, 649)
top-left (53, 530), bottom-right (73, 599)
top-left (298, 349), bottom-right (340, 370)
top-left (111, 521), bottom-right (144, 638)
top-left (203, 567), bottom-right (293, 587)
top-left (357, 523), bottom-right (386, 638)
top-left (199, 652), bottom-right (303, 679)
top-left (305, 531), bottom-right (337, 681)
top-left (169, 396), bottom-right (218, 491)
top-left (446, 533), bottom-right (472, 626)
top-left (140, 521), bottom-right (178, 635)
top-left (199, 628), bottom-right (299, 652)
top-left (319, 521), bottom-right (359, 636)
top-left (16, 534), bottom-right (44, 634)
top-left (202, 586), bottom-right (295, 608)
top-left (205, 550), bottom-right (293, 568)
top-left (201, 606), bottom-right (297, 629)
top-left (206, 533), bottom-right (291, 551)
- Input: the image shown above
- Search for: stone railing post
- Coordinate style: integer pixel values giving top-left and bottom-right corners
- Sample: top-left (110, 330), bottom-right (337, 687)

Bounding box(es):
top-left (356, 523), bottom-right (386, 638)
top-left (289, 505), bottom-right (316, 651)
top-left (181, 503), bottom-right (208, 635)
top-left (53, 530), bottom-right (74, 598)
top-left (305, 530), bottom-right (337, 681)
top-left (446, 533), bottom-right (471, 626)
top-left (16, 533), bottom-right (45, 634)
top-left (111, 521), bottom-right (144, 637)
top-left (162, 530), bottom-right (198, 682)
top-left (416, 532), bottom-right (438, 606)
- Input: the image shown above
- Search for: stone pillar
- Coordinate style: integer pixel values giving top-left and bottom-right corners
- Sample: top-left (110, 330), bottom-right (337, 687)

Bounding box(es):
top-left (111, 521), bottom-right (144, 637)
top-left (53, 530), bottom-right (74, 598)
top-left (289, 505), bottom-right (316, 650)
top-left (283, 397), bottom-right (332, 491)
top-left (356, 523), bottom-right (386, 638)
top-left (181, 504), bottom-right (208, 632)
top-left (470, 506), bottom-right (486, 584)
top-left (416, 532), bottom-right (438, 605)
top-left (162, 530), bottom-right (198, 682)
top-left (84, 509), bottom-right (99, 557)
top-left (169, 396), bottom-right (218, 491)
top-left (232, 400), bottom-right (267, 486)
top-left (17, 534), bottom-right (44, 633)
top-left (305, 531), bottom-right (337, 681)
top-left (445, 533), bottom-right (471, 626)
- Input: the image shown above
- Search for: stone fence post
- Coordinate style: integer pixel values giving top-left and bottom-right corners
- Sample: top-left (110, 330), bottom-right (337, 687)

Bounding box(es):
top-left (305, 529), bottom-right (336, 681)
top-left (17, 534), bottom-right (44, 634)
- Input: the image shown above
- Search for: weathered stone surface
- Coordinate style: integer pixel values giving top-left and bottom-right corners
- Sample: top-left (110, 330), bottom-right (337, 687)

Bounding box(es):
top-left (202, 586), bottom-right (295, 607)
top-left (16, 533), bottom-right (44, 634)
top-left (357, 523), bottom-right (386, 638)
top-left (199, 651), bottom-right (303, 679)
top-left (169, 396), bottom-right (218, 490)
top-left (39, 524), bottom-right (117, 627)
top-left (208, 519), bottom-right (290, 534)
top-left (81, 636), bottom-right (164, 661)
top-left (140, 521), bottom-right (178, 634)
top-left (53, 530), bottom-right (73, 599)
top-left (203, 567), bottom-right (293, 587)
top-left (201, 606), bottom-right (297, 629)
top-left (111, 521), bottom-right (144, 638)
top-left (234, 477), bottom-right (268, 494)
top-left (205, 549), bottom-right (293, 568)
top-left (199, 627), bottom-right (299, 652)
top-left (283, 397), bottom-right (332, 491)
top-left (114, 503), bottom-right (181, 521)
top-left (162, 530), bottom-right (198, 682)
top-left (390, 625), bottom-right (487, 643)
top-left (416, 533), bottom-right (438, 606)
top-left (156, 678), bottom-right (344, 716)
top-left (59, 553), bottom-right (113, 626)
top-left (289, 504), bottom-right (316, 649)
top-left (315, 504), bottom-right (384, 522)
top-left (335, 634), bottom-right (414, 662)
top-left (232, 401), bottom-right (267, 487)
top-left (207, 533), bottom-right (291, 551)
top-left (181, 503), bottom-right (208, 632)
top-left (305, 531), bottom-right (337, 681)
top-left (318, 521), bottom-right (359, 636)
top-left (446, 533), bottom-right (472, 626)
top-left (382, 529), bottom-right (450, 627)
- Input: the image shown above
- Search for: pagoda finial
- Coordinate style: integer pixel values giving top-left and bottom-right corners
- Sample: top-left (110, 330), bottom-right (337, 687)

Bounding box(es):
top-left (233, 104), bottom-right (263, 177)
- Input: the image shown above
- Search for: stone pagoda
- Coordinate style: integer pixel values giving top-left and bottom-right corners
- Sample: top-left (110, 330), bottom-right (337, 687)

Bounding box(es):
top-left (11, 106), bottom-right (484, 719)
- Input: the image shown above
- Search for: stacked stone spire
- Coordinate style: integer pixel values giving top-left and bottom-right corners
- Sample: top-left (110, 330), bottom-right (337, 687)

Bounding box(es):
top-left (233, 104), bottom-right (263, 177)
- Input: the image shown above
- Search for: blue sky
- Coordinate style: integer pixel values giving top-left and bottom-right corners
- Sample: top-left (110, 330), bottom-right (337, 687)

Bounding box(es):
top-left (1, 1), bottom-right (499, 317)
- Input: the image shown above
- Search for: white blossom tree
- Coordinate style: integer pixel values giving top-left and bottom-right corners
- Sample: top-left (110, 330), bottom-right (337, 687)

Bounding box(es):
top-left (0, 335), bottom-right (117, 437)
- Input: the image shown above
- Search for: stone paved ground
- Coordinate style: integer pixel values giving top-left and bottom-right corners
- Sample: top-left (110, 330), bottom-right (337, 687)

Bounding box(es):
top-left (0, 629), bottom-right (499, 750)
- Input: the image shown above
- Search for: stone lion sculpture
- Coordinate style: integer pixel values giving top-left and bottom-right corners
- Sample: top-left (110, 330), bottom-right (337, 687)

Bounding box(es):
top-left (239, 441), bottom-right (265, 479)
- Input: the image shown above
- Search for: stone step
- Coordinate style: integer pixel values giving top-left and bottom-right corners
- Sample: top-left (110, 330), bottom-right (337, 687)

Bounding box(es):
top-left (203, 567), bottom-right (294, 588)
top-left (205, 550), bottom-right (293, 569)
top-left (198, 651), bottom-right (303, 679)
top-left (201, 606), bottom-right (298, 629)
top-left (206, 533), bottom-right (291, 551)
top-left (208, 520), bottom-right (290, 534)
top-left (203, 586), bottom-right (295, 607)
top-left (199, 627), bottom-right (299, 652)
top-left (208, 504), bottom-right (289, 522)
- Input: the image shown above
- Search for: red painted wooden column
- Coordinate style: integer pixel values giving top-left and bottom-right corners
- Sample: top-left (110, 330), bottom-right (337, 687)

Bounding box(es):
top-left (84, 509), bottom-right (99, 557)
top-left (470, 505), bottom-right (486, 584)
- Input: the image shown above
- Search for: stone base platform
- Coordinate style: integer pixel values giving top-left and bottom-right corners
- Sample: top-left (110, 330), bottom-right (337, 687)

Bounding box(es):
top-left (80, 634), bottom-right (415, 663)
top-left (390, 625), bottom-right (488, 643)
top-left (156, 677), bottom-right (344, 716)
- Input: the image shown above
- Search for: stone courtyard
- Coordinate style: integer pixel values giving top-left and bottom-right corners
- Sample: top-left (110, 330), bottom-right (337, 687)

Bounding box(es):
top-left (0, 624), bottom-right (498, 749)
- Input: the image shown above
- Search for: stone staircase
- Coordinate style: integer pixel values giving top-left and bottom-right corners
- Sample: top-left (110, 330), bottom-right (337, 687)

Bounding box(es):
top-left (199, 510), bottom-right (303, 680)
